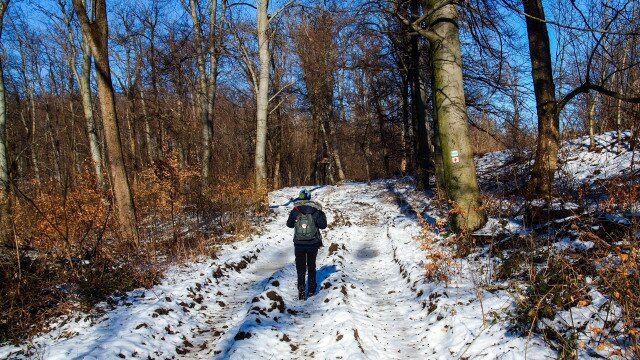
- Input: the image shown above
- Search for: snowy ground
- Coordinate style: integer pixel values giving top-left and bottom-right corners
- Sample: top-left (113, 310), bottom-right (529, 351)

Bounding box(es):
top-left (0, 180), bottom-right (554, 359)
top-left (3, 131), bottom-right (637, 360)
top-left (476, 130), bottom-right (638, 191)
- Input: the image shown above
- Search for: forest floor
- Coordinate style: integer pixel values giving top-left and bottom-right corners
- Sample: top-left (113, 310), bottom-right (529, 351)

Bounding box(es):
top-left (1, 131), bottom-right (638, 359)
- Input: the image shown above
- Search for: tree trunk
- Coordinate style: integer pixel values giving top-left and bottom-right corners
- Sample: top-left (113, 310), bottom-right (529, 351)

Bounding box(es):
top-left (400, 73), bottom-right (410, 174)
top-left (509, 73), bottom-right (521, 149)
top-left (183, 0), bottom-right (214, 185)
top-left (45, 109), bottom-right (62, 184)
top-left (254, 0), bottom-right (270, 201)
top-left (125, 93), bottom-right (138, 183)
top-left (17, 37), bottom-right (41, 184)
top-left (428, 0), bottom-right (485, 231)
top-left (67, 69), bottom-right (81, 178)
top-left (79, 39), bottom-right (105, 188)
top-left (207, 0), bottom-right (225, 174)
top-left (139, 89), bottom-right (155, 164)
top-left (362, 135), bottom-right (372, 186)
top-left (616, 48), bottom-right (628, 154)
top-left (410, 0), bottom-right (431, 190)
top-left (72, 0), bottom-right (139, 244)
top-left (326, 115), bottom-right (345, 182)
top-left (318, 119), bottom-right (335, 184)
top-left (61, 0), bottom-right (105, 189)
top-left (34, 63), bottom-right (63, 184)
top-left (271, 91), bottom-right (282, 190)
top-left (420, 66), bottom-right (434, 166)
top-left (270, 48), bottom-right (284, 189)
top-left (432, 111), bottom-right (446, 199)
top-left (0, 0), bottom-right (14, 249)
top-left (587, 93), bottom-right (596, 150)
top-left (375, 91), bottom-right (390, 174)
top-left (29, 96), bottom-right (40, 184)
top-left (430, 58), bottom-right (445, 198)
top-left (522, 0), bottom-right (559, 197)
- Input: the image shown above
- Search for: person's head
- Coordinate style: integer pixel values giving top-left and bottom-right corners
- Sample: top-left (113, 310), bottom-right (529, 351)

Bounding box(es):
top-left (298, 189), bottom-right (311, 200)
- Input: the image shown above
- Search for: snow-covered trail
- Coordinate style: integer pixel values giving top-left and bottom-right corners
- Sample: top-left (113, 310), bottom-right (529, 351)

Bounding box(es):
top-left (201, 182), bottom-right (432, 359)
top-left (1, 179), bottom-right (555, 360)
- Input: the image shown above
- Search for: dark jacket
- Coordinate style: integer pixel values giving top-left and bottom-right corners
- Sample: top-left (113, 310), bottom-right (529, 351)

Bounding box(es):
top-left (286, 200), bottom-right (327, 249)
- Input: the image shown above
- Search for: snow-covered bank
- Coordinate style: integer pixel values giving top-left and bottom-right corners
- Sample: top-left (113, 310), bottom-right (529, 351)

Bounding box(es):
top-left (476, 130), bottom-right (638, 190)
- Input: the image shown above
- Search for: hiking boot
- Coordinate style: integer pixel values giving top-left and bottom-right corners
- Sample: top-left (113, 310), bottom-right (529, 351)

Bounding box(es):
top-left (308, 284), bottom-right (317, 297)
top-left (298, 290), bottom-right (305, 300)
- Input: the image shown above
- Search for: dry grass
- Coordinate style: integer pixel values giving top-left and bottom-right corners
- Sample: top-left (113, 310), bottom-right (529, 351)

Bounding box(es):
top-left (492, 177), bottom-right (640, 359)
top-left (0, 159), bottom-right (260, 343)
top-left (415, 213), bottom-right (458, 284)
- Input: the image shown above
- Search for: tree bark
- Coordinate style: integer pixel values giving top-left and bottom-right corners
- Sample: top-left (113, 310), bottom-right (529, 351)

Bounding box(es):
top-left (509, 71), bottom-right (521, 149)
top-left (16, 35), bottom-right (41, 184)
top-left (139, 89), bottom-right (154, 164)
top-left (72, 0), bottom-right (139, 244)
top-left (587, 93), bottom-right (596, 150)
top-left (374, 89), bottom-right (390, 174)
top-left (326, 115), bottom-right (345, 182)
top-left (410, 0), bottom-right (431, 190)
top-left (318, 118), bottom-right (335, 184)
top-left (181, 0), bottom-right (214, 185)
top-left (615, 48), bottom-right (628, 154)
top-left (179, 0), bottom-right (225, 184)
top-left (429, 56), bottom-right (445, 198)
top-left (254, 0), bottom-right (270, 202)
top-left (522, 0), bottom-right (559, 197)
top-left (427, 0), bottom-right (485, 231)
top-left (81, 40), bottom-right (105, 188)
top-left (62, 0), bottom-right (105, 188)
top-left (34, 61), bottom-right (63, 184)
top-left (0, 0), bottom-right (14, 249)
top-left (270, 54), bottom-right (283, 190)
top-left (207, 0), bottom-right (226, 171)
top-left (400, 73), bottom-right (410, 175)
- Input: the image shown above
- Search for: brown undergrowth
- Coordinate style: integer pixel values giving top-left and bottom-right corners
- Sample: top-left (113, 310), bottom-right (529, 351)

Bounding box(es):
top-left (415, 212), bottom-right (457, 284)
top-left (488, 178), bottom-right (640, 359)
top-left (0, 157), bottom-right (259, 343)
top-left (414, 172), bottom-right (639, 358)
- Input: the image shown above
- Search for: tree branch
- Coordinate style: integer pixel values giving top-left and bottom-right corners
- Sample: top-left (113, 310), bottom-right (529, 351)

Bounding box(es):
top-left (558, 81), bottom-right (640, 113)
top-left (498, 0), bottom-right (640, 36)
top-left (268, 0), bottom-right (294, 25)
top-left (268, 80), bottom-right (294, 103)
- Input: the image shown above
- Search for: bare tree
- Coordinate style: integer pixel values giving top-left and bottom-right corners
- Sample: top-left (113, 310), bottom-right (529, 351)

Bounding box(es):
top-left (427, 0), bottom-right (485, 231)
top-left (14, 26), bottom-right (41, 185)
top-left (408, 0), bottom-right (431, 191)
top-left (180, 0), bottom-right (227, 186)
top-left (396, 0), bottom-right (486, 231)
top-left (71, 0), bottom-right (139, 244)
top-left (58, 0), bottom-right (105, 189)
top-left (292, 7), bottom-right (346, 185)
top-left (254, 0), bottom-right (270, 202)
top-left (0, 0), bottom-right (12, 249)
top-left (522, 0), bottom-right (559, 197)
top-left (521, 0), bottom-right (640, 196)
top-left (230, 0), bottom-right (292, 201)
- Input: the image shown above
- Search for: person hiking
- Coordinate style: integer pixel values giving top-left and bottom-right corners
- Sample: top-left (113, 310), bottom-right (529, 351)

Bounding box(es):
top-left (286, 189), bottom-right (327, 300)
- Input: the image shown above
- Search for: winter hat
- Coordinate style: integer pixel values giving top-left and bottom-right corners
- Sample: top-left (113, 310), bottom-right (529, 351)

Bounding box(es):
top-left (298, 189), bottom-right (311, 200)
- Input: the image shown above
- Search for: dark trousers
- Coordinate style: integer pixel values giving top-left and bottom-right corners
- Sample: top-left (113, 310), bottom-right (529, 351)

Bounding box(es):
top-left (295, 248), bottom-right (318, 294)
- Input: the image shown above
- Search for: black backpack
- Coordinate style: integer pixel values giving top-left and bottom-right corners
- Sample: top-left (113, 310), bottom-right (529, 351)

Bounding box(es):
top-left (294, 209), bottom-right (317, 241)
